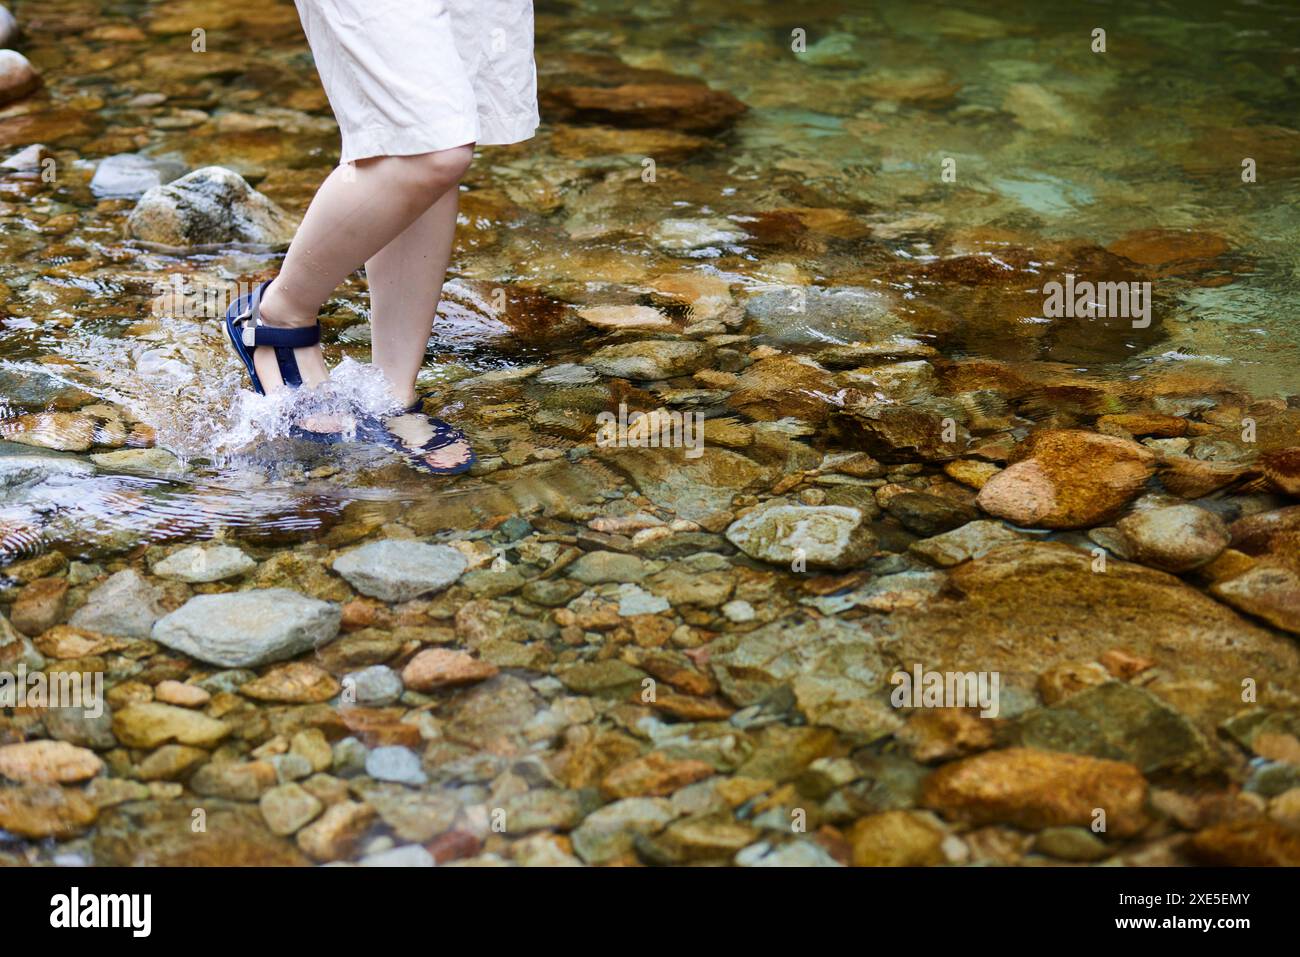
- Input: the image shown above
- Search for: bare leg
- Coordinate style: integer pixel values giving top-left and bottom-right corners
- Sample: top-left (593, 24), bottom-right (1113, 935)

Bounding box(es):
top-left (365, 186), bottom-right (473, 470)
top-left (366, 186), bottom-right (459, 406)
top-left (251, 146), bottom-right (474, 393)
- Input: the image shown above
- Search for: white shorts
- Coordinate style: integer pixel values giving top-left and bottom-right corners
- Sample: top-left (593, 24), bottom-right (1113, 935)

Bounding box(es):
top-left (293, 0), bottom-right (539, 164)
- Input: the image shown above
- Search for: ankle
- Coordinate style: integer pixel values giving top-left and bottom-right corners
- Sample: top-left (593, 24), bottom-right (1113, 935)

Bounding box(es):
top-left (259, 285), bottom-right (316, 329)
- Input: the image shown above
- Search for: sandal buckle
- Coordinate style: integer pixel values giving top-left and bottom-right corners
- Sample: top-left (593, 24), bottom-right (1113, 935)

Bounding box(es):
top-left (241, 325), bottom-right (257, 348)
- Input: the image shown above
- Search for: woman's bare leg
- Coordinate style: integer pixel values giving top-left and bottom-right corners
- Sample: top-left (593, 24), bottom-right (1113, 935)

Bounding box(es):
top-left (366, 186), bottom-right (459, 406)
top-left (251, 146), bottom-right (474, 393)
top-left (365, 185), bottom-right (473, 470)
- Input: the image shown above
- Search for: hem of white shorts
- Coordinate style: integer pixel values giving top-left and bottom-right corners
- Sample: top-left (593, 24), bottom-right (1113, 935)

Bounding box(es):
top-left (477, 109), bottom-right (541, 147)
top-left (339, 119), bottom-right (482, 165)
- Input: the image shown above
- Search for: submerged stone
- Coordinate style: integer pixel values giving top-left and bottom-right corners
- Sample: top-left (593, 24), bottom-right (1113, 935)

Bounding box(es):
top-left (331, 539), bottom-right (467, 602)
top-left (583, 340), bottom-right (711, 380)
top-left (976, 430), bottom-right (1157, 529)
top-left (151, 589), bottom-right (341, 667)
top-left (921, 747), bottom-right (1148, 836)
top-left (89, 153), bottom-right (183, 199)
top-left (726, 501), bottom-right (876, 570)
top-left (151, 544), bottom-right (255, 582)
top-left (1117, 504), bottom-right (1229, 572)
top-left (68, 569), bottom-right (164, 640)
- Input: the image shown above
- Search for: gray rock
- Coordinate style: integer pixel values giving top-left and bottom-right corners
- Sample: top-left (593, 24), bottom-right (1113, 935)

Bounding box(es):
top-left (332, 737), bottom-right (368, 776)
top-left (1117, 504), bottom-right (1230, 572)
top-left (344, 665), bottom-right (403, 706)
top-left (499, 789), bottom-right (588, 833)
top-left (151, 589), bottom-right (341, 667)
top-left (126, 165), bottom-right (299, 247)
top-left (365, 746), bottom-right (427, 786)
top-left (583, 340), bottom-right (711, 380)
top-left (331, 539), bottom-right (467, 602)
top-left (259, 782), bottom-right (323, 836)
top-left (69, 569), bottom-right (164, 639)
top-left (0, 143), bottom-right (47, 172)
top-left (0, 50), bottom-right (39, 107)
top-left (359, 844), bottom-right (435, 867)
top-left (721, 599), bottom-right (756, 622)
top-left (746, 286), bottom-right (902, 346)
top-left (909, 520), bottom-right (1023, 568)
top-left (352, 780), bottom-right (460, 842)
top-left (736, 839), bottom-right (844, 867)
top-left (151, 544), bottom-right (255, 583)
top-left (615, 583), bottom-right (670, 616)
top-left (89, 153), bottom-right (183, 200)
top-left (568, 550), bottom-right (646, 585)
top-left (0, 6), bottom-right (17, 48)
top-left (708, 615), bottom-right (901, 739)
top-left (536, 363), bottom-right (598, 385)
top-left (268, 753), bottom-right (313, 783)
top-left (0, 454), bottom-right (93, 492)
top-left (41, 705), bottom-right (115, 750)
top-left (571, 797), bottom-right (675, 864)
top-left (0, 613), bottom-right (45, 672)
top-left (726, 501), bottom-right (876, 570)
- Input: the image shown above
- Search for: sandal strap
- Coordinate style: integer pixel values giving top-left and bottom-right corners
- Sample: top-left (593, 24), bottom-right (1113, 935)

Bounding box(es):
top-left (241, 322), bottom-right (321, 349)
top-left (233, 282), bottom-right (321, 349)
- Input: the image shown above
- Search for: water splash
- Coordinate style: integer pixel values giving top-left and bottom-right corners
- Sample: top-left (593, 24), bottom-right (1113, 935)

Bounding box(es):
top-left (210, 358), bottom-right (406, 461)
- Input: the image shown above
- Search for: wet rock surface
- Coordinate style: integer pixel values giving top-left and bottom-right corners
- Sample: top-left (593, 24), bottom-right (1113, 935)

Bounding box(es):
top-left (127, 166), bottom-right (299, 246)
top-left (151, 589), bottom-right (341, 667)
top-left (332, 540), bottom-right (467, 602)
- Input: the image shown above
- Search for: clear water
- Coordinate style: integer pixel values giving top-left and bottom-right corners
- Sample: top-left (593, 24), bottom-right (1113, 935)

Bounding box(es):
top-left (1, 0), bottom-right (1298, 559)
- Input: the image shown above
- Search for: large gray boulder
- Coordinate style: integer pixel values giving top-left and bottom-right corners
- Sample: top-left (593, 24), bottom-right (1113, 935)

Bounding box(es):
top-left (126, 166), bottom-right (299, 247)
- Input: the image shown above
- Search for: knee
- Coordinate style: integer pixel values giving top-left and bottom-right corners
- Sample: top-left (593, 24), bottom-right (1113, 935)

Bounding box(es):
top-left (399, 146), bottom-right (473, 199)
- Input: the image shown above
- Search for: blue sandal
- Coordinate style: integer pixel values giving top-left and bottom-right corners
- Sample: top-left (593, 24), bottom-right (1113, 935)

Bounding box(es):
top-left (356, 399), bottom-right (477, 476)
top-left (225, 280), bottom-right (340, 443)
top-left (224, 280), bottom-right (323, 394)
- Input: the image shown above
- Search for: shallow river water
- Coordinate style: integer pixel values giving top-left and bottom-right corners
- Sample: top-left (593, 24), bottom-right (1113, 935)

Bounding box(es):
top-left (0, 0), bottom-right (1298, 867)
